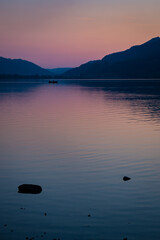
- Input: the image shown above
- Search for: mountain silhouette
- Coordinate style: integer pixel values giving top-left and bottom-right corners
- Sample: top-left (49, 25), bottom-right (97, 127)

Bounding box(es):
top-left (0, 57), bottom-right (51, 76)
top-left (47, 68), bottom-right (72, 75)
top-left (63, 37), bottom-right (160, 79)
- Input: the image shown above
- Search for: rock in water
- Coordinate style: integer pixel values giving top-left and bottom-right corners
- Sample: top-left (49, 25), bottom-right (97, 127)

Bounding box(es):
top-left (18, 184), bottom-right (42, 194)
top-left (123, 176), bottom-right (131, 181)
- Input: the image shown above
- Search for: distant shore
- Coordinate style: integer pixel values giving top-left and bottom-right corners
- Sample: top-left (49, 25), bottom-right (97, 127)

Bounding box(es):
top-left (0, 74), bottom-right (55, 79)
top-left (1, 74), bottom-right (160, 80)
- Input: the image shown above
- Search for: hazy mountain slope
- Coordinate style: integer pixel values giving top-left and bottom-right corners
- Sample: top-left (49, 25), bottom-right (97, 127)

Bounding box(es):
top-left (47, 68), bottom-right (72, 75)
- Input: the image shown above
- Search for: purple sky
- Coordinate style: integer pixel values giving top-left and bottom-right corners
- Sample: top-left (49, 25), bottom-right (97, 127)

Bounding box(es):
top-left (0, 0), bottom-right (160, 68)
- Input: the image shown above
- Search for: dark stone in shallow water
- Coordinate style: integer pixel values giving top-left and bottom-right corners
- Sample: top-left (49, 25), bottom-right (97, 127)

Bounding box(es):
top-left (18, 184), bottom-right (42, 194)
top-left (123, 176), bottom-right (131, 181)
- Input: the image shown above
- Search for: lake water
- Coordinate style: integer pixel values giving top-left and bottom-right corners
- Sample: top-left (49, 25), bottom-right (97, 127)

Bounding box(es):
top-left (0, 79), bottom-right (160, 240)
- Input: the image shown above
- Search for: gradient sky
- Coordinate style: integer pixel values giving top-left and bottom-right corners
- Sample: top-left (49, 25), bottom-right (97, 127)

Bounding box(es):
top-left (0, 0), bottom-right (160, 68)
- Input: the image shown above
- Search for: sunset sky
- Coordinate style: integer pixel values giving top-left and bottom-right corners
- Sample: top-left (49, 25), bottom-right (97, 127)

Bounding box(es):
top-left (0, 0), bottom-right (160, 68)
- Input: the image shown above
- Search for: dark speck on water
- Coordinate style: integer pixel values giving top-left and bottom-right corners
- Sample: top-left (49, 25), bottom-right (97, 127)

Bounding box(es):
top-left (123, 176), bottom-right (131, 181)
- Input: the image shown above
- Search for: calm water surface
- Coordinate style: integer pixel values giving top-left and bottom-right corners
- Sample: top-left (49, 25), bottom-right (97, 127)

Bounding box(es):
top-left (0, 79), bottom-right (160, 240)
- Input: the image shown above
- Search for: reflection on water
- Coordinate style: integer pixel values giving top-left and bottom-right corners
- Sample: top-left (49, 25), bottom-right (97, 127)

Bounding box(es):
top-left (0, 79), bottom-right (160, 240)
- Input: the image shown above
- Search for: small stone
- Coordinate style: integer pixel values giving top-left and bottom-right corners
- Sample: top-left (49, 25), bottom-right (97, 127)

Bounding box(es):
top-left (18, 184), bottom-right (42, 194)
top-left (123, 238), bottom-right (128, 240)
top-left (44, 213), bottom-right (47, 216)
top-left (4, 224), bottom-right (7, 227)
top-left (123, 176), bottom-right (131, 181)
top-left (88, 214), bottom-right (91, 217)
top-left (10, 229), bottom-right (13, 232)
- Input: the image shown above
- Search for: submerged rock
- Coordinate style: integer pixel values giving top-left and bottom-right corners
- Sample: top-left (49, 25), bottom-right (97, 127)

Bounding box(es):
top-left (123, 176), bottom-right (131, 181)
top-left (18, 184), bottom-right (42, 194)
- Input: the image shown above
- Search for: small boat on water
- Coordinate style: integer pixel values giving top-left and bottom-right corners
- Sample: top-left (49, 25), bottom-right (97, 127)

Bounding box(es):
top-left (48, 80), bottom-right (58, 84)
